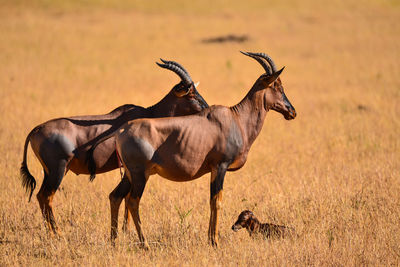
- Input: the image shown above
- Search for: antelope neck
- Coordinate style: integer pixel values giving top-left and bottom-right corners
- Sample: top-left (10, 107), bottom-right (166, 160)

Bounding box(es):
top-left (230, 87), bottom-right (267, 147)
top-left (147, 93), bottom-right (175, 117)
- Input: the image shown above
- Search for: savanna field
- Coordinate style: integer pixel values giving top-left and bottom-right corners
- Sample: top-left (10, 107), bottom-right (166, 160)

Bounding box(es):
top-left (0, 0), bottom-right (399, 265)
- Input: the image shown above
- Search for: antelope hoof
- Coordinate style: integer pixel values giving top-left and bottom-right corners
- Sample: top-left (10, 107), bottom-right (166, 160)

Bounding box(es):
top-left (48, 228), bottom-right (62, 239)
top-left (110, 231), bottom-right (118, 245)
top-left (122, 224), bottom-right (129, 233)
top-left (209, 239), bottom-right (218, 248)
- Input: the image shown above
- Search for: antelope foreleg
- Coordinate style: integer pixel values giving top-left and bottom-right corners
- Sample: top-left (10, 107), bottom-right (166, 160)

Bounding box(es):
top-left (208, 165), bottom-right (227, 247)
top-left (208, 190), bottom-right (223, 247)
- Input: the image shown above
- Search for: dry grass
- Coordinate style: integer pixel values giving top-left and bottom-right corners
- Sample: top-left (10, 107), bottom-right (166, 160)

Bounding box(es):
top-left (1, 0), bottom-right (399, 265)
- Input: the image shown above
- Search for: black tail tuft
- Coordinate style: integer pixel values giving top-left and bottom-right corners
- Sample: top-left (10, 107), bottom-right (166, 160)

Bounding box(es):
top-left (87, 147), bottom-right (97, 182)
top-left (20, 163), bottom-right (36, 202)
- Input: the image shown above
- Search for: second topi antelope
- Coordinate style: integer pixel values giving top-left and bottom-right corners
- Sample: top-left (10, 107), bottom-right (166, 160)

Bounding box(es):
top-left (20, 59), bottom-right (208, 235)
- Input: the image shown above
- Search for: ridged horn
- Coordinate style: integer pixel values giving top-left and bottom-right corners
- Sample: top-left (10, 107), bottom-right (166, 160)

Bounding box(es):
top-left (240, 51), bottom-right (277, 73)
top-left (160, 59), bottom-right (191, 78)
top-left (156, 60), bottom-right (192, 86)
top-left (240, 51), bottom-right (272, 75)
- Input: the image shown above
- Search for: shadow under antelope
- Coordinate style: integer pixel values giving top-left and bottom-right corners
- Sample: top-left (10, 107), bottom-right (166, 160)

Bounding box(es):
top-left (108, 51), bottom-right (296, 248)
top-left (19, 59), bottom-right (209, 235)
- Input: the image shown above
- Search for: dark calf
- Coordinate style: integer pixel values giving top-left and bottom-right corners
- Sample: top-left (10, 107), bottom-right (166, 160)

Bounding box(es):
top-left (232, 210), bottom-right (294, 239)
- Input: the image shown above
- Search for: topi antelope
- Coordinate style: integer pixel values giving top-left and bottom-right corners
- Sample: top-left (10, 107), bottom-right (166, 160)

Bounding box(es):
top-left (20, 59), bottom-right (209, 235)
top-left (111, 52), bottom-right (296, 248)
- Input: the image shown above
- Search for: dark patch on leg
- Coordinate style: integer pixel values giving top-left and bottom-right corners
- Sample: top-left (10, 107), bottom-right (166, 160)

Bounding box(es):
top-left (125, 171), bottom-right (149, 249)
top-left (109, 175), bottom-right (131, 242)
top-left (210, 164), bottom-right (228, 199)
top-left (209, 165), bottom-right (228, 247)
top-left (111, 176), bottom-right (131, 199)
top-left (36, 159), bottom-right (67, 233)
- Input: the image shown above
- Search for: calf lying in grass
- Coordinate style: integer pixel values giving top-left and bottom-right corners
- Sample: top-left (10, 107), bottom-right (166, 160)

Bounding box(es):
top-left (232, 210), bottom-right (294, 239)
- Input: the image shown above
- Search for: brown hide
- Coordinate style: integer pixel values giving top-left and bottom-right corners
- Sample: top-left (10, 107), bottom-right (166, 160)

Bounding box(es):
top-left (114, 52), bottom-right (296, 248)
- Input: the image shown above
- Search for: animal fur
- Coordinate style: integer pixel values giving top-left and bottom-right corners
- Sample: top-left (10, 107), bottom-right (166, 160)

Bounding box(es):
top-left (232, 210), bottom-right (294, 239)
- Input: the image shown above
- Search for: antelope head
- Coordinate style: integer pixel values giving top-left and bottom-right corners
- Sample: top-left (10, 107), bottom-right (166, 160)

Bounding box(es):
top-left (157, 59), bottom-right (209, 115)
top-left (231, 210), bottom-right (258, 232)
top-left (241, 51), bottom-right (296, 120)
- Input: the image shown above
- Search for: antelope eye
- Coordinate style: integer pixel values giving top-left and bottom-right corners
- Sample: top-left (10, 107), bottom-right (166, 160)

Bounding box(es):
top-left (177, 85), bottom-right (188, 92)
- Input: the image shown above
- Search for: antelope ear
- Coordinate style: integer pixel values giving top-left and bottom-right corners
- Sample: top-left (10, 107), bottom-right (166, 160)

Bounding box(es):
top-left (249, 220), bottom-right (256, 232)
top-left (194, 81), bottom-right (200, 88)
top-left (264, 67), bottom-right (285, 85)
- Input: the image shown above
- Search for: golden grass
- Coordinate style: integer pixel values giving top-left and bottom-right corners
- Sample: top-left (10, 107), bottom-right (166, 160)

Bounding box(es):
top-left (0, 0), bottom-right (399, 265)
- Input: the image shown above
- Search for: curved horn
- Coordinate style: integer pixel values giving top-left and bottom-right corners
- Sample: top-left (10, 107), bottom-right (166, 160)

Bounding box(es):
top-left (240, 51), bottom-right (278, 74)
top-left (240, 51), bottom-right (272, 75)
top-left (160, 58), bottom-right (191, 78)
top-left (156, 61), bottom-right (192, 86)
top-left (245, 51), bottom-right (277, 73)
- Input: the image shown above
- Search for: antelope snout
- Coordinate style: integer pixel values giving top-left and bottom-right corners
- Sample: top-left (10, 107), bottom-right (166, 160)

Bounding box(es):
top-left (231, 224), bottom-right (241, 232)
top-left (281, 92), bottom-right (296, 120)
top-left (286, 106), bottom-right (296, 120)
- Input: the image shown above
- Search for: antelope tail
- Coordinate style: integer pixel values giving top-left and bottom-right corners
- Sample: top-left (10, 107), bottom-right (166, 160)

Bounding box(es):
top-left (86, 129), bottom-right (119, 182)
top-left (87, 145), bottom-right (97, 182)
top-left (20, 128), bottom-right (37, 202)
